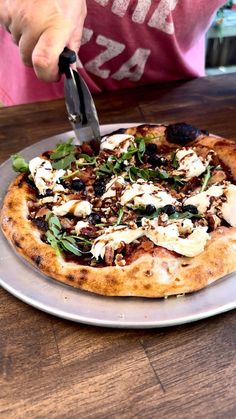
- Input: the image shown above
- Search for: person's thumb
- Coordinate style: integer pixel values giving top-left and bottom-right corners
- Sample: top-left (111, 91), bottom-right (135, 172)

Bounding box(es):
top-left (32, 24), bottom-right (73, 82)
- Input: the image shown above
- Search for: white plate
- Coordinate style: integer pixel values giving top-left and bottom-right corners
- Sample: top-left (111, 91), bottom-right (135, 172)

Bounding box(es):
top-left (0, 124), bottom-right (235, 328)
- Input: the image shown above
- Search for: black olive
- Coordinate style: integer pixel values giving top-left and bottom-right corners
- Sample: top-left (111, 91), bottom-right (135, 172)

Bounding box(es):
top-left (45, 188), bottom-right (54, 196)
top-left (93, 179), bottom-right (106, 196)
top-left (166, 123), bottom-right (201, 145)
top-left (71, 178), bottom-right (85, 191)
top-left (162, 205), bottom-right (176, 215)
top-left (147, 154), bottom-right (167, 167)
top-left (182, 205), bottom-right (198, 214)
top-left (88, 213), bottom-right (101, 225)
top-left (146, 143), bottom-right (158, 155)
top-left (145, 204), bottom-right (156, 215)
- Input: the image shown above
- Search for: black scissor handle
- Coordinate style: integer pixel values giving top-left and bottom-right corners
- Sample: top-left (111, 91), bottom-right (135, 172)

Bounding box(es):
top-left (59, 47), bottom-right (77, 77)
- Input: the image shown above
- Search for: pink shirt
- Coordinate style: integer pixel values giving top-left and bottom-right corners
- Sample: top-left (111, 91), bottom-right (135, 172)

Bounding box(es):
top-left (0, 0), bottom-right (225, 106)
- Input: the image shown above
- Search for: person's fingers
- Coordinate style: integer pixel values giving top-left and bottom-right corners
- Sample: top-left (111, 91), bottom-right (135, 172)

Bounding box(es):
top-left (32, 23), bottom-right (73, 82)
top-left (18, 30), bottom-right (40, 66)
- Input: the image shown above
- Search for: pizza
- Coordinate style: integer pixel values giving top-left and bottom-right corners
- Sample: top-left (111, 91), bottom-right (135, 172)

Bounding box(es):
top-left (1, 123), bottom-right (236, 297)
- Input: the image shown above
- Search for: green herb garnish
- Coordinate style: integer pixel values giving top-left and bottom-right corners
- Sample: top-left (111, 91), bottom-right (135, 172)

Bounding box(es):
top-left (76, 153), bottom-right (97, 166)
top-left (45, 212), bottom-right (89, 256)
top-left (115, 208), bottom-right (124, 226)
top-left (201, 165), bottom-right (214, 192)
top-left (51, 138), bottom-right (76, 170)
top-left (11, 154), bottom-right (29, 173)
top-left (171, 152), bottom-right (179, 169)
top-left (169, 211), bottom-right (202, 220)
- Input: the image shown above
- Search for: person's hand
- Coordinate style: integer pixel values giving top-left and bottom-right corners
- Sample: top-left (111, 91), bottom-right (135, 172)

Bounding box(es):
top-left (0, 0), bottom-right (87, 81)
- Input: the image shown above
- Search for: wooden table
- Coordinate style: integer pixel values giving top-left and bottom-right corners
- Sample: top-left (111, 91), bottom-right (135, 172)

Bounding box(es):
top-left (0, 74), bottom-right (235, 418)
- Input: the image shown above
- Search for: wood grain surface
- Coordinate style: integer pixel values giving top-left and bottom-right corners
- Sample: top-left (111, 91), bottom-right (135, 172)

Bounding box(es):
top-left (0, 74), bottom-right (236, 419)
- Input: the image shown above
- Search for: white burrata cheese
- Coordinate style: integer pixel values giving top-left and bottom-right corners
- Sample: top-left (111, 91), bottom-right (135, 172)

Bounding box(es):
top-left (102, 176), bottom-right (126, 199)
top-left (143, 218), bottom-right (210, 258)
top-left (92, 217), bottom-right (210, 260)
top-left (100, 134), bottom-right (135, 153)
top-left (75, 221), bottom-right (90, 235)
top-left (120, 181), bottom-right (176, 209)
top-left (29, 157), bottom-right (65, 195)
top-left (174, 148), bottom-right (210, 180)
top-left (53, 200), bottom-right (92, 218)
top-left (91, 225), bottom-right (143, 260)
top-left (221, 184), bottom-right (236, 227)
top-left (184, 185), bottom-right (224, 213)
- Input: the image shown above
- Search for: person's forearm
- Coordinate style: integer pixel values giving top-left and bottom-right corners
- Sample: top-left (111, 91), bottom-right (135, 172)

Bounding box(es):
top-left (0, 0), bottom-right (87, 81)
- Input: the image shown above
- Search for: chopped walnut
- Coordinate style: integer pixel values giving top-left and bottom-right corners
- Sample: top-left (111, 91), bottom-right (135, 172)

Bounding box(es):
top-left (208, 170), bottom-right (226, 186)
top-left (104, 245), bottom-right (115, 266)
top-left (115, 254), bottom-right (126, 266)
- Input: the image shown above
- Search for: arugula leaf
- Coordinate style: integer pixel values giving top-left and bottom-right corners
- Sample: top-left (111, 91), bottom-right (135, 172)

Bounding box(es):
top-left (46, 213), bottom-right (61, 237)
top-left (51, 138), bottom-right (76, 170)
top-left (169, 211), bottom-right (202, 220)
top-left (76, 153), bottom-right (97, 166)
top-left (45, 230), bottom-right (61, 256)
top-left (136, 208), bottom-right (162, 221)
top-left (11, 154), bottom-right (29, 173)
top-left (171, 152), bottom-right (179, 169)
top-left (201, 165), bottom-right (214, 192)
top-left (115, 208), bottom-right (124, 226)
top-left (59, 237), bottom-right (82, 256)
top-left (61, 169), bottom-right (81, 180)
top-left (137, 138), bottom-right (146, 162)
top-left (45, 212), bottom-right (90, 256)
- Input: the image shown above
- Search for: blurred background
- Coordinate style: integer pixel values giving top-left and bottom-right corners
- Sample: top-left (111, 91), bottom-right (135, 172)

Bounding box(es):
top-left (206, 1), bottom-right (236, 75)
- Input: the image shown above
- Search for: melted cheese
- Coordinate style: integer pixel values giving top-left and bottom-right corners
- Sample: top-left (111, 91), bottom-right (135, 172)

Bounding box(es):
top-left (174, 148), bottom-right (210, 180)
top-left (75, 221), bottom-right (90, 235)
top-left (184, 185), bottom-right (224, 213)
top-left (29, 157), bottom-right (65, 195)
top-left (92, 217), bottom-right (210, 260)
top-left (102, 176), bottom-right (126, 199)
top-left (120, 182), bottom-right (176, 208)
top-left (100, 134), bottom-right (135, 153)
top-left (143, 219), bottom-right (210, 257)
top-left (91, 225), bottom-right (143, 260)
top-left (53, 200), bottom-right (92, 218)
top-left (221, 184), bottom-right (236, 227)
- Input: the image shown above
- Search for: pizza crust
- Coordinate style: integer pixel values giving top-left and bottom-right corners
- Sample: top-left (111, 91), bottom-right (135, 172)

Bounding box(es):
top-left (1, 174), bottom-right (236, 298)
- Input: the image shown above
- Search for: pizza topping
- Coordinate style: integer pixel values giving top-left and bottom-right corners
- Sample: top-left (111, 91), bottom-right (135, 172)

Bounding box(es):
top-left (100, 134), bottom-right (135, 153)
top-left (120, 181), bottom-right (177, 209)
top-left (182, 205), bottom-right (198, 214)
top-left (50, 138), bottom-right (76, 170)
top-left (161, 204), bottom-right (176, 215)
top-left (221, 184), bottom-right (236, 227)
top-left (142, 218), bottom-right (210, 257)
top-left (29, 157), bottom-right (65, 195)
top-left (52, 200), bottom-right (92, 218)
top-left (88, 213), bottom-right (102, 225)
top-left (101, 176), bottom-right (126, 199)
top-left (145, 204), bottom-right (156, 215)
top-left (11, 154), bottom-right (29, 173)
top-left (166, 123), bottom-right (201, 144)
top-left (91, 225), bottom-right (143, 260)
top-left (147, 154), bottom-right (168, 167)
top-left (184, 185), bottom-right (224, 213)
top-left (75, 220), bottom-right (90, 235)
top-left (71, 178), bottom-right (86, 191)
top-left (93, 179), bottom-right (106, 196)
top-left (173, 148), bottom-right (212, 180)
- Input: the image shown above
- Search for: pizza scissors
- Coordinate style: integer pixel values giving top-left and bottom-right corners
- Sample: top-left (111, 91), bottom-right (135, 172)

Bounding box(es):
top-left (59, 47), bottom-right (101, 145)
